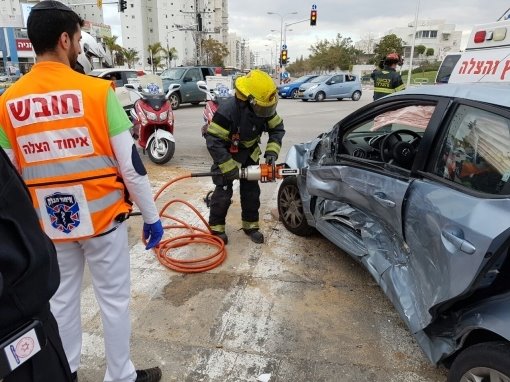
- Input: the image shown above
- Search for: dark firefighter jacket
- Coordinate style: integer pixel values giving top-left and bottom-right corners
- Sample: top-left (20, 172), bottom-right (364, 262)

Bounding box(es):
top-left (373, 67), bottom-right (405, 100)
top-left (0, 147), bottom-right (60, 338)
top-left (206, 97), bottom-right (285, 174)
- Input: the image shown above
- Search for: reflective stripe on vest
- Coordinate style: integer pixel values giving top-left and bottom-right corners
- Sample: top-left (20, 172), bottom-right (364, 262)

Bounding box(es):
top-left (22, 155), bottom-right (118, 182)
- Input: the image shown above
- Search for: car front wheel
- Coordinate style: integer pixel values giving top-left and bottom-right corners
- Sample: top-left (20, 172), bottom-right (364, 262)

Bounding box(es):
top-left (447, 342), bottom-right (510, 382)
top-left (315, 91), bottom-right (326, 102)
top-left (168, 93), bottom-right (181, 110)
top-left (277, 176), bottom-right (315, 236)
top-left (290, 89), bottom-right (298, 98)
top-left (351, 90), bottom-right (362, 101)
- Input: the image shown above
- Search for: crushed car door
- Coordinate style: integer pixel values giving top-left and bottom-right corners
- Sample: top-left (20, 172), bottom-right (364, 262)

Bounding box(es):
top-left (403, 101), bottom-right (510, 332)
top-left (306, 101), bottom-right (440, 284)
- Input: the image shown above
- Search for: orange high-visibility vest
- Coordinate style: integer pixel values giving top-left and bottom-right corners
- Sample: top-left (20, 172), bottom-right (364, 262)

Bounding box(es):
top-left (0, 61), bottom-right (131, 241)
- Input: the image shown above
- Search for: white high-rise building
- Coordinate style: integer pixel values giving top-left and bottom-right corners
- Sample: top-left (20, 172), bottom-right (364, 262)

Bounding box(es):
top-left (120, 0), bottom-right (228, 69)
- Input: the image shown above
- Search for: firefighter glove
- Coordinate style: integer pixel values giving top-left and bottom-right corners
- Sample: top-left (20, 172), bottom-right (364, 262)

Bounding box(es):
top-left (143, 220), bottom-right (164, 250)
top-left (265, 152), bottom-right (277, 165)
top-left (223, 167), bottom-right (239, 182)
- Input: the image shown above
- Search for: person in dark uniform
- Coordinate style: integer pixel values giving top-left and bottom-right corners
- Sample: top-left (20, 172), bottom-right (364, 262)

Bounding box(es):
top-left (0, 147), bottom-right (72, 382)
top-left (205, 69), bottom-right (285, 244)
top-left (373, 52), bottom-right (405, 100)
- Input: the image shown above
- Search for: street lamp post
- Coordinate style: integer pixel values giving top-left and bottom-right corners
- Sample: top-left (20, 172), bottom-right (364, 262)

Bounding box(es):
top-left (267, 11), bottom-right (297, 84)
top-left (406, 0), bottom-right (421, 87)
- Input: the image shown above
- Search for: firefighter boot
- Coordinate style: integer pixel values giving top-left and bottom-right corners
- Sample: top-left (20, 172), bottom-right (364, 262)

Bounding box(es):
top-left (211, 231), bottom-right (228, 245)
top-left (135, 367), bottom-right (162, 382)
top-left (244, 229), bottom-right (264, 244)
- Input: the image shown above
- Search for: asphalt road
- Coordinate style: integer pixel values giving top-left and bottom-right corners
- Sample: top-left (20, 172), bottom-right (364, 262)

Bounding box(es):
top-left (77, 89), bottom-right (449, 382)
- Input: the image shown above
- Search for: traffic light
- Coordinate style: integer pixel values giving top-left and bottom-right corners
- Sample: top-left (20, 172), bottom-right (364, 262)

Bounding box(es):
top-left (118, 0), bottom-right (127, 12)
top-left (310, 10), bottom-right (317, 26)
top-left (281, 49), bottom-right (288, 65)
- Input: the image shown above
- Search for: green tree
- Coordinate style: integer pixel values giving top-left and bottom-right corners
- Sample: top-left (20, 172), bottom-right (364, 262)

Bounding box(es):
top-left (201, 38), bottom-right (229, 66)
top-left (373, 34), bottom-right (404, 64)
top-left (103, 35), bottom-right (120, 66)
top-left (147, 42), bottom-right (163, 73)
top-left (162, 46), bottom-right (178, 69)
top-left (426, 48), bottom-right (435, 57)
top-left (122, 48), bottom-right (139, 69)
top-left (308, 34), bottom-right (362, 72)
top-left (416, 44), bottom-right (426, 56)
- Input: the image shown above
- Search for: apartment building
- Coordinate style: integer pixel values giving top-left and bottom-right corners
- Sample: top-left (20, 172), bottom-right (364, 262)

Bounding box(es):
top-left (120, 0), bottom-right (228, 68)
top-left (388, 19), bottom-right (462, 61)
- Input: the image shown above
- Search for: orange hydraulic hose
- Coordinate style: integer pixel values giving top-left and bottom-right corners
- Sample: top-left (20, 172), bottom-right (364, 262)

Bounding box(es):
top-left (142, 173), bottom-right (227, 273)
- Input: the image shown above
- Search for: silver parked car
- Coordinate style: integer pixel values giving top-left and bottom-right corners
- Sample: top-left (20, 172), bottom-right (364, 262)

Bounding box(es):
top-left (297, 73), bottom-right (362, 102)
top-left (278, 83), bottom-right (510, 382)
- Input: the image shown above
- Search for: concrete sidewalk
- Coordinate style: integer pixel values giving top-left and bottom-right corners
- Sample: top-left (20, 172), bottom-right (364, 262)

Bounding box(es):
top-left (76, 165), bottom-right (447, 382)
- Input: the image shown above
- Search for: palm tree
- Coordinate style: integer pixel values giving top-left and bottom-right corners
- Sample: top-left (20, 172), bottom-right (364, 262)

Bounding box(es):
top-left (161, 46), bottom-right (178, 69)
top-left (147, 42), bottom-right (163, 73)
top-left (103, 35), bottom-right (119, 67)
top-left (122, 48), bottom-right (139, 69)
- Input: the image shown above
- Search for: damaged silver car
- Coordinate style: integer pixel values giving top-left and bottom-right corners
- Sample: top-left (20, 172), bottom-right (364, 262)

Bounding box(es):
top-left (278, 83), bottom-right (510, 382)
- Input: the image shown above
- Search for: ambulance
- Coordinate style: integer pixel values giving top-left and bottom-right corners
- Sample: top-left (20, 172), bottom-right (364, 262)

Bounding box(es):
top-left (436, 18), bottom-right (510, 83)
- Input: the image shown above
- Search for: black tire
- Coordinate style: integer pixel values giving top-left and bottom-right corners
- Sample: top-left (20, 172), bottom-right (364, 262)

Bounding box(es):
top-left (277, 176), bottom-right (315, 236)
top-left (448, 341), bottom-right (510, 382)
top-left (315, 91), bottom-right (326, 102)
top-left (168, 93), bottom-right (181, 110)
top-left (351, 90), bottom-right (362, 101)
top-left (290, 89), bottom-right (298, 99)
top-left (147, 137), bottom-right (175, 164)
top-left (301, 99), bottom-right (309, 102)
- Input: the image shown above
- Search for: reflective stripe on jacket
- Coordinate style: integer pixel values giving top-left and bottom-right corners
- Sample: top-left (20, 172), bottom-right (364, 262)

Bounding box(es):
top-left (373, 67), bottom-right (405, 100)
top-left (0, 62), bottom-right (131, 241)
top-left (205, 97), bottom-right (285, 172)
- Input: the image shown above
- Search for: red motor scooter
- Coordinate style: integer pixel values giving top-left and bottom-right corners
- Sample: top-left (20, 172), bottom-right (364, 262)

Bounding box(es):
top-left (197, 80), bottom-right (234, 138)
top-left (126, 75), bottom-right (180, 164)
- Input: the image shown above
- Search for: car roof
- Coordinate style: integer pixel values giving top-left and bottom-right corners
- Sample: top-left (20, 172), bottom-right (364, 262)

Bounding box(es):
top-left (394, 83), bottom-right (510, 108)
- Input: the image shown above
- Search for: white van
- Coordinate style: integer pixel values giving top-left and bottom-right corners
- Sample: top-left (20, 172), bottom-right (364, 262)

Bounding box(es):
top-left (436, 20), bottom-right (510, 84)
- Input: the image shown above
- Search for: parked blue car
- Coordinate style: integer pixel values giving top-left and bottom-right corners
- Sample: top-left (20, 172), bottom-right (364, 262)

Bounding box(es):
top-left (278, 74), bottom-right (317, 99)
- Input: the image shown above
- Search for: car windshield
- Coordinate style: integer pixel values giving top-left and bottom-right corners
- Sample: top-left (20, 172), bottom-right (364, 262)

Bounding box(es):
top-left (295, 75), bottom-right (313, 83)
top-left (160, 68), bottom-right (186, 80)
top-left (88, 70), bottom-right (104, 77)
top-left (310, 75), bottom-right (329, 83)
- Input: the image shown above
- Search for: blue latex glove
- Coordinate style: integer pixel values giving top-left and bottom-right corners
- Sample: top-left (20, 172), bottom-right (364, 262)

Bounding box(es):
top-left (143, 220), bottom-right (163, 250)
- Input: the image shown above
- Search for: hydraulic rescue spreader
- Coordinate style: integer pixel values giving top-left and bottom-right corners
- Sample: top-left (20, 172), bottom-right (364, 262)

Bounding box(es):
top-left (190, 163), bottom-right (301, 182)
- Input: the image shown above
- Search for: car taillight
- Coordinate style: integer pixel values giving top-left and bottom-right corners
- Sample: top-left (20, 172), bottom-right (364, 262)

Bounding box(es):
top-left (474, 30), bottom-right (486, 43)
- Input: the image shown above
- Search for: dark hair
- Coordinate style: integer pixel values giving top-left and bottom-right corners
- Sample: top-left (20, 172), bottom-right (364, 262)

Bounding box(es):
top-left (27, 1), bottom-right (84, 55)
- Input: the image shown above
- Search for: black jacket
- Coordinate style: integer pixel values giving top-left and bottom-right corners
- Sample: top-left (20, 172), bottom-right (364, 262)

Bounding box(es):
top-left (0, 147), bottom-right (60, 337)
top-left (205, 97), bottom-right (285, 172)
top-left (373, 67), bottom-right (405, 100)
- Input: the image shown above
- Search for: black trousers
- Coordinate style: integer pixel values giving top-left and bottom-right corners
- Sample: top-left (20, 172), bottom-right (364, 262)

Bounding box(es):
top-left (4, 304), bottom-right (72, 382)
top-left (209, 157), bottom-right (261, 231)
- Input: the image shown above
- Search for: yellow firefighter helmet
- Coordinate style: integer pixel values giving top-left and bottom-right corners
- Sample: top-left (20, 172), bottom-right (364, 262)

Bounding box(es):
top-left (234, 69), bottom-right (278, 118)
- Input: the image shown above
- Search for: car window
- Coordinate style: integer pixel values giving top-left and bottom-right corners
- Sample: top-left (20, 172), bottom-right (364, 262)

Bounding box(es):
top-left (346, 75), bottom-right (356, 82)
top-left (160, 68), bottom-right (186, 80)
top-left (186, 68), bottom-right (201, 81)
top-left (330, 75), bottom-right (343, 83)
top-left (349, 105), bottom-right (436, 134)
top-left (310, 75), bottom-right (329, 83)
top-left (434, 105), bottom-right (510, 195)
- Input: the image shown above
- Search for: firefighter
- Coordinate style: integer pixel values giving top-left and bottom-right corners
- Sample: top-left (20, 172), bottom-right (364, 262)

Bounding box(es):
top-left (373, 53), bottom-right (405, 101)
top-left (205, 69), bottom-right (285, 244)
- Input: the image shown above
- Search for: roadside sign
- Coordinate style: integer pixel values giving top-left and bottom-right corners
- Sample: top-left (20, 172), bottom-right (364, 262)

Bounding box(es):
top-left (312, 4), bottom-right (317, 10)
top-left (282, 44), bottom-right (287, 50)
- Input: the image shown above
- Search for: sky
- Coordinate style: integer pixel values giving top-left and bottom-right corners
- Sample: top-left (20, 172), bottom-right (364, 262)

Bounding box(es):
top-left (104, 0), bottom-right (510, 65)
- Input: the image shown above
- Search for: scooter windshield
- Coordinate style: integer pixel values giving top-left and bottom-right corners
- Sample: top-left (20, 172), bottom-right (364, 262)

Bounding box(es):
top-left (141, 93), bottom-right (167, 110)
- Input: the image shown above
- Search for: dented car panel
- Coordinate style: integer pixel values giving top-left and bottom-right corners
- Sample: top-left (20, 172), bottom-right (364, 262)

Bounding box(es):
top-left (279, 83), bottom-right (510, 371)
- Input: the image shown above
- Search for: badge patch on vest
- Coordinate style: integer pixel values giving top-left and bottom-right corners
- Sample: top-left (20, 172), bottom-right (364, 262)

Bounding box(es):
top-left (36, 185), bottom-right (94, 240)
top-left (45, 192), bottom-right (80, 233)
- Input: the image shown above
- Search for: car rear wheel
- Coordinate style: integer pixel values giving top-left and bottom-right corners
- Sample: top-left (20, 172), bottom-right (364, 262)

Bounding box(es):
top-left (169, 93), bottom-right (181, 110)
top-left (277, 177), bottom-right (315, 236)
top-left (315, 91), bottom-right (326, 102)
top-left (351, 90), bottom-right (362, 101)
top-left (290, 89), bottom-right (298, 98)
top-left (447, 342), bottom-right (510, 382)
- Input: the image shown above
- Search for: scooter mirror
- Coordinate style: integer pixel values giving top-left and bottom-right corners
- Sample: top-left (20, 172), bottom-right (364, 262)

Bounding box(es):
top-left (197, 80), bottom-right (208, 93)
top-left (124, 84), bottom-right (136, 90)
top-left (165, 83), bottom-right (181, 99)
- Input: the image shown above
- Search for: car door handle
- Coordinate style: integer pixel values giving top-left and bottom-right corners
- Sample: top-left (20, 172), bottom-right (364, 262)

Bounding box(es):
top-left (372, 192), bottom-right (396, 208)
top-left (441, 230), bottom-right (476, 255)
